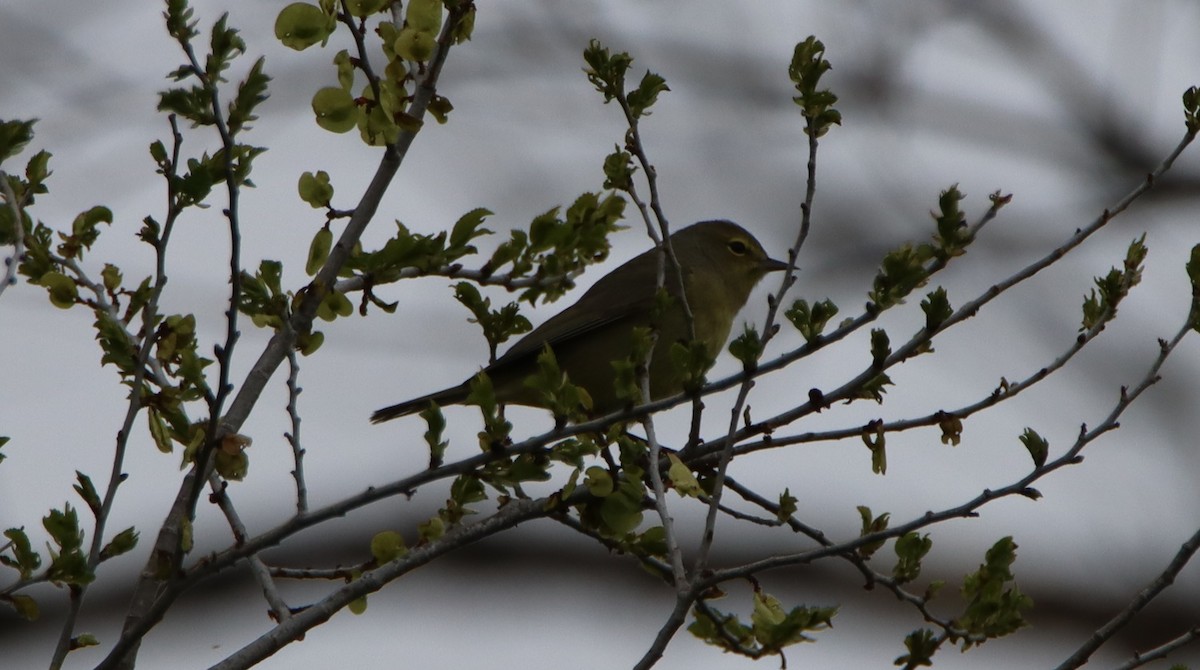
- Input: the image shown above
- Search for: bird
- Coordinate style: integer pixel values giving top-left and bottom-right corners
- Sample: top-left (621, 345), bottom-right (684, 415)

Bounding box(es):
top-left (371, 219), bottom-right (787, 423)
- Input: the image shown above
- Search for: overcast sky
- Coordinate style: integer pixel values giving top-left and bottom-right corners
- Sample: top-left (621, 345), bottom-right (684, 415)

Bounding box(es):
top-left (2, 1), bottom-right (1199, 668)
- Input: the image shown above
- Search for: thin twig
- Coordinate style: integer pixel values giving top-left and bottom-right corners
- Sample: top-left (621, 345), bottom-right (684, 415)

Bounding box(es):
top-left (549, 512), bottom-right (673, 582)
top-left (206, 471), bottom-right (292, 623)
top-left (270, 565), bottom-right (369, 580)
top-left (205, 496), bottom-right (548, 670)
top-left (642, 411), bottom-right (687, 587)
top-left (607, 72), bottom-right (692, 589)
top-left (702, 314), bottom-right (1193, 587)
top-left (48, 115), bottom-right (187, 670)
top-left (1054, 524), bottom-right (1200, 670)
top-left (185, 2), bottom-right (247, 531)
top-left (111, 9), bottom-right (472, 663)
top-left (333, 264), bottom-right (585, 295)
top-left (685, 127), bottom-right (1196, 465)
top-left (723, 476), bottom-right (973, 643)
top-left (285, 350), bottom-right (308, 513)
top-left (716, 240), bottom-right (1134, 461)
top-left (1112, 627), bottom-right (1200, 670)
top-left (633, 591), bottom-right (696, 670)
top-left (692, 104), bottom-right (823, 578)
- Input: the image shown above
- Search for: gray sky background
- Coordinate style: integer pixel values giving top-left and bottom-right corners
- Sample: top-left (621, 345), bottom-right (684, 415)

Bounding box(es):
top-left (2, 1), bottom-right (1199, 668)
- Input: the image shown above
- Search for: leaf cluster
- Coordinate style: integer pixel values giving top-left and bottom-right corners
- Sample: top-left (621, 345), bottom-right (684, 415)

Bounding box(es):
top-left (277, 0), bottom-right (474, 144)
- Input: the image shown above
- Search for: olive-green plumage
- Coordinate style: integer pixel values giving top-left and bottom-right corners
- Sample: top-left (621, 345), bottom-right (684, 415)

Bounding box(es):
top-left (371, 220), bottom-right (786, 423)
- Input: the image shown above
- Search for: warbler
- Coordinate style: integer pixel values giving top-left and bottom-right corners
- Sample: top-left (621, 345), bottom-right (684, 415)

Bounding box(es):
top-left (371, 219), bottom-right (787, 422)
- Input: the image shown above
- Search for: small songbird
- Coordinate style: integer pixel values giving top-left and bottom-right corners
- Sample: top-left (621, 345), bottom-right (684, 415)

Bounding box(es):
top-left (371, 220), bottom-right (787, 423)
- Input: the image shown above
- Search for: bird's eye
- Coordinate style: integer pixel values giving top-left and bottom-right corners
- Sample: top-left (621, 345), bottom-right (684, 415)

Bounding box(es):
top-left (727, 239), bottom-right (750, 256)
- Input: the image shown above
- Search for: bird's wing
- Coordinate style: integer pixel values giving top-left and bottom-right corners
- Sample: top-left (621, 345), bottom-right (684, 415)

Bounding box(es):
top-left (490, 247), bottom-right (676, 368)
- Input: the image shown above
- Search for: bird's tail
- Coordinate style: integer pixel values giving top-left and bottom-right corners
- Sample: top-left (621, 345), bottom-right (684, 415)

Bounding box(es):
top-left (370, 383), bottom-right (470, 424)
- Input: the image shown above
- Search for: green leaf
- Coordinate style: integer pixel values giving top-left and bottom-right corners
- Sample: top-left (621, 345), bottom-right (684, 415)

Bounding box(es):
top-left (44, 505), bottom-right (92, 585)
top-left (453, 282), bottom-right (532, 353)
top-left (895, 628), bottom-right (940, 669)
top-left (631, 526), bottom-right (667, 557)
top-left (602, 149), bottom-right (635, 190)
top-left (298, 170), bottom-right (334, 208)
top-left (785, 298), bottom-right (838, 343)
top-left (0, 118), bottom-right (37, 163)
top-left (98, 527), bottom-right (139, 561)
top-left (418, 515), bottom-right (445, 543)
top-left (862, 422), bottom-right (887, 474)
top-left (38, 271), bottom-right (78, 309)
top-left (483, 453), bottom-right (552, 488)
top-left (73, 472), bottom-right (102, 517)
top-left (869, 328), bottom-right (891, 368)
top-left (3, 594), bottom-right (39, 621)
top-left (345, 0), bottom-right (388, 18)
top-left (214, 448), bottom-right (249, 481)
top-left (466, 373), bottom-right (512, 450)
top-left (93, 310), bottom-right (138, 374)
top-left (71, 634), bottom-right (100, 650)
top-left (584, 466), bottom-right (614, 497)
top-left (228, 57), bottom-right (270, 135)
top-left (316, 288), bottom-right (353, 321)
top-left (728, 324), bottom-right (765, 367)
top-left (312, 87), bottom-right (358, 133)
top-left (450, 474), bottom-right (486, 506)
top-left (25, 148), bottom-right (52, 189)
top-left (2, 527), bottom-right (41, 578)
top-left (870, 243), bottom-right (932, 310)
top-left (956, 536), bottom-right (1032, 646)
top-left (405, 0), bottom-right (443, 33)
top-left (893, 532), bottom-right (933, 583)
top-left (750, 590), bottom-right (837, 650)
top-left (296, 330), bottom-right (324, 356)
top-left (583, 40), bottom-right (633, 102)
top-left (100, 263), bottom-right (123, 292)
top-left (938, 412), bottom-right (963, 446)
top-left (370, 530), bottom-right (407, 563)
top-left (856, 505), bottom-right (890, 558)
top-left (627, 71), bottom-right (669, 118)
top-left (158, 86), bottom-right (211, 124)
top-left (449, 207), bottom-right (493, 250)
top-left (1183, 85), bottom-right (1200, 133)
top-left (921, 287), bottom-right (952, 330)
top-left (428, 94), bottom-right (454, 124)
top-left (148, 407), bottom-right (174, 453)
top-left (1080, 235), bottom-right (1147, 331)
top-left (788, 37), bottom-right (841, 137)
top-left (667, 454), bottom-right (702, 497)
top-left (597, 480), bottom-right (644, 535)
top-left (1018, 428), bottom-right (1048, 469)
top-left (451, 4), bottom-right (476, 43)
top-left (58, 205), bottom-right (113, 259)
top-left (349, 594), bottom-right (368, 615)
top-left (275, 2), bottom-right (335, 51)
top-left (931, 185), bottom-right (969, 260)
top-left (420, 404), bottom-right (449, 467)
top-left (334, 49), bottom-right (355, 91)
top-left (776, 489), bottom-right (798, 522)
top-left (668, 339), bottom-right (712, 395)
top-left (394, 26), bottom-right (436, 62)
top-left (305, 227), bottom-right (333, 276)
top-left (523, 345), bottom-right (593, 421)
top-left (357, 103), bottom-right (402, 146)
top-left (689, 607), bottom-right (754, 652)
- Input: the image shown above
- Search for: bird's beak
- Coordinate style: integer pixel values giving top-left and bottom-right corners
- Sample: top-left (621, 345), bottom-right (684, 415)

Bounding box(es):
top-left (762, 256), bottom-right (790, 273)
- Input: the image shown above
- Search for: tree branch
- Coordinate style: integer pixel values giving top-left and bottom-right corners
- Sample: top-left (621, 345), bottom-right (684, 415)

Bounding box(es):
top-left (1055, 524), bottom-right (1200, 670)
